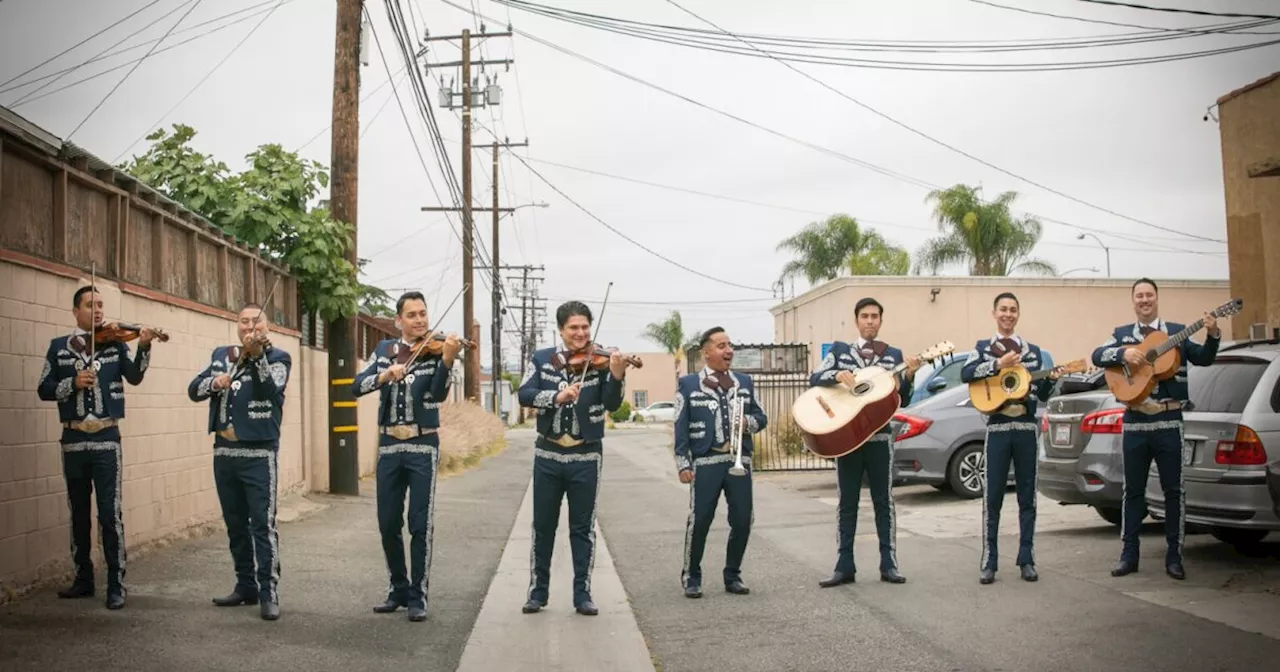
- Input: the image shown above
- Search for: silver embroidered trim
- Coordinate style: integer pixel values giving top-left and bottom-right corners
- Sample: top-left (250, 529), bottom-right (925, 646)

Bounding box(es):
top-left (268, 361), bottom-right (288, 388)
top-left (533, 448), bottom-right (601, 463)
top-left (213, 447), bottom-right (275, 459)
top-left (973, 360), bottom-right (996, 378)
top-left (248, 411), bottom-right (272, 420)
top-left (988, 422), bottom-right (1038, 433)
top-left (693, 453), bottom-right (752, 467)
top-left (56, 377), bottom-right (74, 402)
top-left (137, 348), bottom-right (150, 373)
top-left (871, 431), bottom-right (894, 442)
top-left (689, 420), bottom-right (706, 429)
top-left (1123, 420), bottom-right (1182, 433)
top-left (63, 441), bottom-right (120, 452)
top-left (248, 400), bottom-right (272, 409)
top-left (745, 415), bottom-right (760, 434)
top-left (533, 389), bottom-right (556, 408)
top-left (379, 443), bottom-right (439, 455)
top-left (359, 374), bottom-right (379, 394)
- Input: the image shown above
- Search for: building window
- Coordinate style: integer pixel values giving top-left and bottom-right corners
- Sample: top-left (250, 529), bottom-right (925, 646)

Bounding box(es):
top-left (633, 390), bottom-right (648, 409)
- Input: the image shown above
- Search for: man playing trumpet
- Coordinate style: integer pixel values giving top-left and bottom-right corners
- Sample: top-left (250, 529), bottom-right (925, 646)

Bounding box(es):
top-left (673, 327), bottom-right (768, 598)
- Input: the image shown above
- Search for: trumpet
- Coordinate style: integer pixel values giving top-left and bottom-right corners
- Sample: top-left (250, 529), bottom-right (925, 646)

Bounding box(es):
top-left (728, 395), bottom-right (747, 477)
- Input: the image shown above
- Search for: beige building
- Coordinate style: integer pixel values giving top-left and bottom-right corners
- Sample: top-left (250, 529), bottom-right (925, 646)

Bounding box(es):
top-left (619, 351), bottom-right (685, 410)
top-left (770, 276), bottom-right (1234, 370)
top-left (1218, 71), bottom-right (1280, 337)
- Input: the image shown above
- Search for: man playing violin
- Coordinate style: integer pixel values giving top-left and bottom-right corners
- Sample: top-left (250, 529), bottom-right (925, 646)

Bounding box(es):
top-left (188, 302), bottom-right (292, 621)
top-left (961, 292), bottom-right (1065, 585)
top-left (674, 327), bottom-right (767, 599)
top-left (352, 291), bottom-right (461, 622)
top-left (1092, 278), bottom-right (1219, 582)
top-left (37, 285), bottom-right (156, 610)
top-left (810, 297), bottom-right (920, 588)
top-left (517, 300), bottom-right (633, 617)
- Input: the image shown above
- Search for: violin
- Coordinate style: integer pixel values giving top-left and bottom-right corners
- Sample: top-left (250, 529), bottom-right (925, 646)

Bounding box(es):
top-left (70, 322), bottom-right (169, 352)
top-left (393, 332), bottom-right (476, 365)
top-left (555, 344), bottom-right (643, 375)
top-left (226, 331), bottom-right (273, 364)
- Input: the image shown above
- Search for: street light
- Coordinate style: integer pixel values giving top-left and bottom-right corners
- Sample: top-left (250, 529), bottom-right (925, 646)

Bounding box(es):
top-left (1076, 233), bottom-right (1111, 278)
top-left (1060, 266), bottom-right (1100, 277)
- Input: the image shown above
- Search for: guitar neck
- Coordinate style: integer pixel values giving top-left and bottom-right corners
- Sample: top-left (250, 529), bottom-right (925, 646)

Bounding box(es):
top-left (1153, 318), bottom-right (1206, 356)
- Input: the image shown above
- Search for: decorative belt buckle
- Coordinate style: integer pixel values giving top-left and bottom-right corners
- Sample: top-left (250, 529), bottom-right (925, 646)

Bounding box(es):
top-left (388, 425), bottom-right (416, 440)
top-left (553, 434), bottom-right (582, 448)
top-left (711, 442), bottom-right (730, 453)
top-left (218, 426), bottom-right (239, 441)
top-left (79, 419), bottom-right (105, 434)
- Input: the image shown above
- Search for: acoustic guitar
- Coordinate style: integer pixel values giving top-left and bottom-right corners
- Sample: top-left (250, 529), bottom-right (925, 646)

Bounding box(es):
top-left (792, 341), bottom-right (956, 459)
top-left (1103, 298), bottom-right (1243, 404)
top-left (968, 358), bottom-right (1088, 414)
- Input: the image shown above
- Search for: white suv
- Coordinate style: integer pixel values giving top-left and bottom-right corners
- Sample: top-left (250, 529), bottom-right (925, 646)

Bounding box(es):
top-left (633, 401), bottom-right (677, 423)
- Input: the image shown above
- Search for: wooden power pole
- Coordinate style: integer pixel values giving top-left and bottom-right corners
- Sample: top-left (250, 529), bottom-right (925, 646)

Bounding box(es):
top-left (490, 139), bottom-right (527, 413)
top-left (326, 0), bottom-right (362, 496)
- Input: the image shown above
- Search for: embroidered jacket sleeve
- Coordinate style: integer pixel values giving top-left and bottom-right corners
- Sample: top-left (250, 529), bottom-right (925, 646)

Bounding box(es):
top-left (1092, 329), bottom-right (1125, 367)
top-left (600, 368), bottom-right (624, 412)
top-left (1028, 346), bottom-right (1056, 402)
top-left (248, 349), bottom-right (291, 403)
top-left (1183, 332), bottom-right (1220, 367)
top-left (960, 341), bottom-right (996, 382)
top-left (187, 351), bottom-right (221, 402)
top-left (352, 344), bottom-right (386, 397)
top-left (891, 347), bottom-right (915, 407)
top-left (672, 383), bottom-right (692, 473)
top-left (743, 377), bottom-right (768, 435)
top-left (120, 342), bottom-right (151, 385)
top-left (518, 353), bottom-right (559, 409)
top-left (427, 355), bottom-right (451, 402)
top-left (37, 341), bottom-right (73, 402)
top-left (810, 341), bottom-right (850, 387)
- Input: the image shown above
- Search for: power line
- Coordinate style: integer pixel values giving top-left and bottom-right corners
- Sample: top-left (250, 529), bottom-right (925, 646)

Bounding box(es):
top-left (1069, 0), bottom-right (1280, 21)
top-left (438, 0), bottom-right (1226, 257)
top-left (970, 0), bottom-right (1280, 34)
top-left (113, 0), bottom-right (286, 164)
top-left (294, 60), bottom-right (408, 152)
top-left (661, 0), bottom-right (1224, 244)
top-left (0, 0), bottom-right (164, 91)
top-left (66, 0), bottom-right (205, 142)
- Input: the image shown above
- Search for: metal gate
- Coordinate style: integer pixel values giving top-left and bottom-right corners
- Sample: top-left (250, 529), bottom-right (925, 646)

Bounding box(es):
top-left (686, 342), bottom-right (834, 472)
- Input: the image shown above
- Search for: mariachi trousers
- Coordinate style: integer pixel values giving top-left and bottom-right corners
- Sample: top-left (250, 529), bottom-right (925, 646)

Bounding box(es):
top-left (981, 420), bottom-right (1039, 572)
top-left (832, 435), bottom-right (897, 575)
top-left (375, 438), bottom-right (440, 610)
top-left (213, 439), bottom-right (281, 603)
top-left (1119, 410), bottom-right (1186, 566)
top-left (682, 451), bottom-right (754, 589)
top-left (62, 428), bottom-right (126, 596)
top-left (527, 439), bottom-right (602, 608)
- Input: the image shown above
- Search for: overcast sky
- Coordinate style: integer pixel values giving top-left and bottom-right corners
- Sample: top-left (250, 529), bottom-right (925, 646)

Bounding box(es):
top-left (2, 0), bottom-right (1276, 365)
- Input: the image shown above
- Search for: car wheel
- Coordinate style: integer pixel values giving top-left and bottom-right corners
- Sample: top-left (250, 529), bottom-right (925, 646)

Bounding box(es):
top-left (947, 443), bottom-right (984, 500)
top-left (1209, 527), bottom-right (1270, 548)
top-left (1095, 506), bottom-right (1123, 527)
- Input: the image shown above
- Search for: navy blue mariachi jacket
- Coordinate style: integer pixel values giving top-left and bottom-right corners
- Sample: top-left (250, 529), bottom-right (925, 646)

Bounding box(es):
top-left (809, 339), bottom-right (914, 439)
top-left (673, 367), bottom-right (768, 473)
top-left (961, 335), bottom-right (1053, 426)
top-left (351, 338), bottom-right (452, 446)
top-left (188, 345), bottom-right (292, 444)
top-left (1091, 319), bottom-right (1218, 406)
top-left (37, 331), bottom-right (151, 440)
top-left (517, 346), bottom-right (625, 444)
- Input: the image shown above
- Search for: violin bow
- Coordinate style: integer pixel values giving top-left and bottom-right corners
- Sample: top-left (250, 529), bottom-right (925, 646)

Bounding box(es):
top-left (228, 275), bottom-right (282, 380)
top-left (406, 284), bottom-right (469, 362)
top-left (572, 281), bottom-right (614, 390)
top-left (89, 262), bottom-right (96, 364)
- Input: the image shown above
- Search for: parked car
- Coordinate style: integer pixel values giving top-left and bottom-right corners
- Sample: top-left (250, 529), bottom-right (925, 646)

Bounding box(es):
top-left (892, 383), bottom-right (1032, 498)
top-left (632, 400), bottom-right (677, 423)
top-left (1147, 340), bottom-right (1280, 548)
top-left (1038, 370), bottom-right (1131, 526)
top-left (908, 349), bottom-right (1057, 407)
top-left (1268, 456), bottom-right (1280, 521)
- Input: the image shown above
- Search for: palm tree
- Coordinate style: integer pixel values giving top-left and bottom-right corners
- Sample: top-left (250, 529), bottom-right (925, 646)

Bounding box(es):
top-left (641, 310), bottom-right (698, 381)
top-left (776, 214), bottom-right (909, 286)
top-left (913, 184), bottom-right (1056, 276)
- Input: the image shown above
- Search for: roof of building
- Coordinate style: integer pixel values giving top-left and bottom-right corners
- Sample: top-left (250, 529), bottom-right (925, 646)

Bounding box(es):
top-left (1216, 70), bottom-right (1280, 106)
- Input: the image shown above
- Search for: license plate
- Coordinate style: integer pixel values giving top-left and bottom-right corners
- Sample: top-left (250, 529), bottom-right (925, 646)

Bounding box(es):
top-left (1183, 443), bottom-right (1195, 467)
top-left (1053, 424), bottom-right (1071, 446)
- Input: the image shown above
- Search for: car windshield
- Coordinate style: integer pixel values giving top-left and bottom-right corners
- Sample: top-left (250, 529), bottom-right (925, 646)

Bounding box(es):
top-left (1189, 358), bottom-right (1268, 413)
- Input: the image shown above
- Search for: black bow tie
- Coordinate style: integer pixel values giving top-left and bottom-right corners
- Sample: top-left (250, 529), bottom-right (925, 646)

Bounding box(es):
top-left (1139, 325), bottom-right (1156, 336)
top-left (707, 371), bottom-right (733, 391)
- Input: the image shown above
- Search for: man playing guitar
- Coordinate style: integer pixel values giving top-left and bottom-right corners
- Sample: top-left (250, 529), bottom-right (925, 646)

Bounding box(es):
top-left (961, 292), bottom-right (1064, 585)
top-left (809, 297), bottom-right (920, 587)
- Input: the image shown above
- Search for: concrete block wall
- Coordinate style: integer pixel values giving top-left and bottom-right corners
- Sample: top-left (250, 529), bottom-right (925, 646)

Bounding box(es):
top-left (0, 258), bottom-right (329, 591)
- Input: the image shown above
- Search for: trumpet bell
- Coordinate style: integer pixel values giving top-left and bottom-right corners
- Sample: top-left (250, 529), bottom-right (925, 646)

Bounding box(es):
top-left (728, 464), bottom-right (747, 476)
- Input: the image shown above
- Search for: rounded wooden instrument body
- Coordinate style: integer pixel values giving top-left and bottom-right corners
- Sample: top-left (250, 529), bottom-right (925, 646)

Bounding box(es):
top-left (792, 367), bottom-right (902, 459)
top-left (968, 366), bottom-right (1033, 414)
top-left (1141, 331), bottom-right (1182, 381)
top-left (1103, 362), bottom-right (1158, 404)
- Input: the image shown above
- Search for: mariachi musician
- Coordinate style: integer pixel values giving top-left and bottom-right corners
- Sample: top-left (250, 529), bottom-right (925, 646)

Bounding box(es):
top-left (37, 285), bottom-right (158, 610)
top-left (673, 327), bottom-right (767, 599)
top-left (352, 291), bottom-right (461, 623)
top-left (809, 297), bottom-right (919, 587)
top-left (188, 301), bottom-right (292, 621)
top-left (517, 300), bottom-right (635, 617)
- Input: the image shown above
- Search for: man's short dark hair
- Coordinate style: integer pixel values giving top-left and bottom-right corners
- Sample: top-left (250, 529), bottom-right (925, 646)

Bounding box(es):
top-left (699, 326), bottom-right (726, 348)
top-left (993, 291), bottom-right (1019, 309)
top-left (854, 297), bottom-right (883, 317)
top-left (1132, 277), bottom-right (1158, 294)
top-left (556, 301), bottom-right (592, 328)
top-left (73, 285), bottom-right (97, 309)
top-left (396, 291), bottom-right (427, 315)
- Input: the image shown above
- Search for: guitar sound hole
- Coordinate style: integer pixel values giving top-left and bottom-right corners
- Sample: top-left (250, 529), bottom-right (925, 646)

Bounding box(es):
top-left (853, 382), bottom-right (871, 395)
top-left (1001, 374), bottom-right (1018, 391)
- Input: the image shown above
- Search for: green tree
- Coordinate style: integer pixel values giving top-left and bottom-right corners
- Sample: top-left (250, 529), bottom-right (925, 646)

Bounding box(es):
top-left (641, 310), bottom-right (698, 380)
top-left (776, 214), bottom-right (909, 285)
top-left (913, 184), bottom-right (1056, 276)
top-left (357, 259), bottom-right (394, 316)
top-left (120, 124), bottom-right (370, 321)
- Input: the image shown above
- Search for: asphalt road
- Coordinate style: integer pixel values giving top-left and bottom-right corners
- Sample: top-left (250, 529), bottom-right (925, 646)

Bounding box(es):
top-left (0, 441), bottom-right (532, 672)
top-left (596, 426), bottom-right (1280, 672)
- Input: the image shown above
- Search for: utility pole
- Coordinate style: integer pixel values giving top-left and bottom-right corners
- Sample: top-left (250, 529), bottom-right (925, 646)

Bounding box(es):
top-left (490, 140), bottom-right (527, 413)
top-left (499, 264), bottom-right (543, 421)
top-left (421, 26), bottom-right (513, 405)
top-left (327, 0), bottom-right (362, 496)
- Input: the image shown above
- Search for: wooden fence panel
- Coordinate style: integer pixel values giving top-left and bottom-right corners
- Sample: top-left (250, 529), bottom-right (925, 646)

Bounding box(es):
top-left (0, 151), bottom-right (53, 256)
top-left (125, 205), bottom-right (153, 285)
top-left (162, 220), bottom-right (188, 298)
top-left (66, 180), bottom-right (113, 274)
top-left (194, 236), bottom-right (220, 306)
